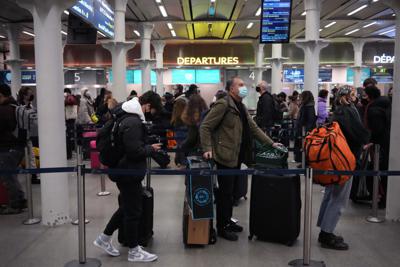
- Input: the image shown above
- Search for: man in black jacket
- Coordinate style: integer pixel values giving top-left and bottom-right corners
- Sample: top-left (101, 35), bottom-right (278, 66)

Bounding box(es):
top-left (364, 86), bottom-right (391, 208)
top-left (94, 91), bottom-right (161, 263)
top-left (255, 81), bottom-right (278, 131)
top-left (0, 84), bottom-right (25, 214)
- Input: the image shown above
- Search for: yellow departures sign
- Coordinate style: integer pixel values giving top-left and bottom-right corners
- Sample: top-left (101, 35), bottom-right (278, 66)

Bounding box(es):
top-left (177, 57), bottom-right (239, 65)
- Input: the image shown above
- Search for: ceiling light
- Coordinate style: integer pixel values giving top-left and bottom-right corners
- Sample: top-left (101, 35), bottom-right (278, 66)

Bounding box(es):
top-left (363, 22), bottom-right (377, 28)
top-left (134, 30), bottom-right (140, 37)
top-left (0, 35), bottom-right (5, 38)
top-left (319, 29), bottom-right (322, 32)
top-left (326, 65), bottom-right (332, 67)
top-left (171, 30), bottom-right (176, 37)
top-left (372, 0), bottom-right (379, 2)
top-left (159, 5), bottom-right (168, 17)
top-left (84, 66), bottom-right (91, 69)
top-left (247, 22), bottom-right (254, 29)
top-left (301, 11), bottom-right (306, 16)
top-left (347, 5), bottom-right (368, 16)
top-left (167, 23), bottom-right (173, 30)
top-left (22, 31), bottom-right (35, 37)
top-left (61, 30), bottom-right (67, 36)
top-left (211, 0), bottom-right (216, 2)
top-left (64, 10), bottom-right (69, 15)
top-left (345, 28), bottom-right (360, 35)
top-left (255, 7), bottom-right (262, 16)
top-left (97, 31), bottom-right (106, 37)
top-left (155, 0), bottom-right (162, 3)
top-left (27, 66), bottom-right (33, 70)
top-left (393, 13), bottom-right (396, 17)
top-left (324, 21), bottom-right (336, 28)
top-left (379, 28), bottom-right (395, 35)
top-left (236, 65), bottom-right (241, 68)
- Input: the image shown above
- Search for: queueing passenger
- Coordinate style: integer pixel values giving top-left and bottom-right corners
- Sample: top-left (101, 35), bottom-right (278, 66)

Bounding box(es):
top-left (364, 85), bottom-right (391, 208)
top-left (277, 92), bottom-right (289, 114)
top-left (200, 76), bottom-right (281, 241)
top-left (95, 90), bottom-right (114, 125)
top-left (64, 89), bottom-right (78, 159)
top-left (0, 84), bottom-right (26, 214)
top-left (317, 89), bottom-right (329, 126)
top-left (77, 88), bottom-right (95, 125)
top-left (317, 87), bottom-right (370, 250)
top-left (94, 92), bottom-right (161, 262)
top-left (180, 94), bottom-right (208, 156)
top-left (288, 91), bottom-right (300, 120)
top-left (173, 84), bottom-right (184, 99)
top-left (255, 81), bottom-right (276, 131)
top-left (171, 98), bottom-right (188, 167)
top-left (294, 91), bottom-right (317, 163)
top-left (94, 87), bottom-right (106, 111)
top-left (127, 90), bottom-right (138, 101)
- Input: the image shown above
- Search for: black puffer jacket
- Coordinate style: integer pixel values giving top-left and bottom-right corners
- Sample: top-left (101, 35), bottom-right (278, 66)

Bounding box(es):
top-left (296, 103), bottom-right (316, 133)
top-left (116, 114), bottom-right (152, 173)
top-left (0, 97), bottom-right (19, 149)
top-left (256, 91), bottom-right (276, 129)
top-left (365, 96), bottom-right (391, 148)
top-left (333, 104), bottom-right (370, 158)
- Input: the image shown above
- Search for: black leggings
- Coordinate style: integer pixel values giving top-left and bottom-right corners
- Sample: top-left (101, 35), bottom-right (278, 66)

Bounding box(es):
top-left (103, 180), bottom-right (143, 248)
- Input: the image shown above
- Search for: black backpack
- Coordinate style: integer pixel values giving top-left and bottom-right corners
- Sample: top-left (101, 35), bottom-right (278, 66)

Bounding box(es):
top-left (96, 113), bottom-right (131, 168)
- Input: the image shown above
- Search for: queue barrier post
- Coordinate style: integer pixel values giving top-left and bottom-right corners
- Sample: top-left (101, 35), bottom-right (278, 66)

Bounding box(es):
top-left (72, 146), bottom-right (89, 225)
top-left (65, 146), bottom-right (101, 267)
top-left (289, 168), bottom-right (325, 267)
top-left (22, 144), bottom-right (41, 225)
top-left (366, 144), bottom-right (385, 223)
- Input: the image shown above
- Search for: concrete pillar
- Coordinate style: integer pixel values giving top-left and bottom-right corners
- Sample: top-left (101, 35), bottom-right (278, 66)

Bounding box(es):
top-left (249, 41), bottom-right (265, 109)
top-left (383, 0), bottom-right (400, 221)
top-left (296, 0), bottom-right (329, 111)
top-left (152, 40), bottom-right (166, 94)
top-left (351, 40), bottom-right (366, 88)
top-left (268, 44), bottom-right (288, 95)
top-left (137, 23), bottom-right (155, 93)
top-left (102, 0), bottom-right (135, 101)
top-left (5, 24), bottom-right (24, 98)
top-left (16, 0), bottom-right (76, 226)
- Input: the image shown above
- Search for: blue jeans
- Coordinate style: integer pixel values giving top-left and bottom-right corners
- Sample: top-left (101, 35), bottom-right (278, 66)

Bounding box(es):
top-left (317, 178), bottom-right (353, 233)
top-left (0, 149), bottom-right (25, 208)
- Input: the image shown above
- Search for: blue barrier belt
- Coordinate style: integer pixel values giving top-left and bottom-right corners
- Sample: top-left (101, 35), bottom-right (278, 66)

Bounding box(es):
top-left (1, 167), bottom-right (400, 177)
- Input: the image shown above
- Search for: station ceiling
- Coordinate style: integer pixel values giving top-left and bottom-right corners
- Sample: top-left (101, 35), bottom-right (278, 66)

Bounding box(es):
top-left (0, 0), bottom-right (396, 50)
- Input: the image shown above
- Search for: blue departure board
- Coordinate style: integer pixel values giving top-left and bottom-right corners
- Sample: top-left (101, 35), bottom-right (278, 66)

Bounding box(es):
top-left (260, 0), bottom-right (293, 43)
top-left (70, 0), bottom-right (114, 38)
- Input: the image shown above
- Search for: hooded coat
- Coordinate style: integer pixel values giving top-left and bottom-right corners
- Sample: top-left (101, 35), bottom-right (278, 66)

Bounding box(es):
top-left (113, 98), bottom-right (152, 181)
top-left (365, 96), bottom-right (391, 149)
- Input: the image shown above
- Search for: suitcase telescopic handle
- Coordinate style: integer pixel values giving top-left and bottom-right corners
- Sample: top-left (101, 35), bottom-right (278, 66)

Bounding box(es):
top-left (146, 156), bottom-right (151, 189)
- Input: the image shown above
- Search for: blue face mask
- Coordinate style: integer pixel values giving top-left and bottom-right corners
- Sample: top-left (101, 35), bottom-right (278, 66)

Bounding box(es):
top-left (238, 86), bottom-right (248, 99)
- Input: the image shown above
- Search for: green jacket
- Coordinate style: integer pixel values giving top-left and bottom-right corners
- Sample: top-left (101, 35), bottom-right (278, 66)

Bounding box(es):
top-left (200, 95), bottom-right (274, 168)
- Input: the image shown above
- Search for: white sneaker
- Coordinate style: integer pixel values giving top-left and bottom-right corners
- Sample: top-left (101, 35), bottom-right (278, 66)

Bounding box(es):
top-left (93, 235), bottom-right (120, 257)
top-left (128, 246), bottom-right (158, 262)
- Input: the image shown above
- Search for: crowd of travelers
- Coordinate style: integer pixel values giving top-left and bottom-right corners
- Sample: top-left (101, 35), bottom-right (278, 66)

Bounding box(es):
top-left (0, 75), bottom-right (392, 261)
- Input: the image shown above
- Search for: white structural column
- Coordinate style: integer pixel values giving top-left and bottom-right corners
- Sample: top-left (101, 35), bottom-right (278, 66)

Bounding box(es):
top-left (5, 24), bottom-right (24, 98)
top-left (351, 40), bottom-right (366, 88)
top-left (137, 23), bottom-right (156, 93)
top-left (152, 40), bottom-right (166, 94)
top-left (16, 0), bottom-right (76, 226)
top-left (102, 0), bottom-right (135, 102)
top-left (383, 0), bottom-right (400, 221)
top-left (296, 0), bottom-right (329, 111)
top-left (249, 41), bottom-right (265, 109)
top-left (268, 44), bottom-right (288, 94)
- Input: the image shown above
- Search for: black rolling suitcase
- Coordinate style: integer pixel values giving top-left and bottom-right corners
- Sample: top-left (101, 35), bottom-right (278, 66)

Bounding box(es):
top-left (249, 143), bottom-right (301, 246)
top-left (118, 156), bottom-right (154, 247)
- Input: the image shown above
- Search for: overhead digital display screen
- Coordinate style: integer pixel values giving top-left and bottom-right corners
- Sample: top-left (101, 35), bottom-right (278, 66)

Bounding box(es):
top-left (70, 0), bottom-right (114, 38)
top-left (260, 0), bottom-right (293, 43)
top-left (172, 70), bottom-right (196, 84)
top-left (318, 69), bottom-right (332, 82)
top-left (195, 70), bottom-right (221, 84)
top-left (347, 68), bottom-right (371, 83)
top-left (371, 68), bottom-right (393, 83)
top-left (283, 69), bottom-right (304, 83)
top-left (0, 70), bottom-right (36, 85)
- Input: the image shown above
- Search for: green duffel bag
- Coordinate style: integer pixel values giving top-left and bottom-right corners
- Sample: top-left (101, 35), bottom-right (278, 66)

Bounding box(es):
top-left (254, 141), bottom-right (288, 169)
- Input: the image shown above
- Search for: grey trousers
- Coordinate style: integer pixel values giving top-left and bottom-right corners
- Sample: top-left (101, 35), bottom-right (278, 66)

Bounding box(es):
top-left (0, 149), bottom-right (25, 208)
top-left (317, 178), bottom-right (353, 233)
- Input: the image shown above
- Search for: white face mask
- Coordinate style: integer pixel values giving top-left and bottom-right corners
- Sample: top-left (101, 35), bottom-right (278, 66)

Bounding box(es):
top-left (212, 96), bottom-right (217, 102)
top-left (64, 93), bottom-right (68, 97)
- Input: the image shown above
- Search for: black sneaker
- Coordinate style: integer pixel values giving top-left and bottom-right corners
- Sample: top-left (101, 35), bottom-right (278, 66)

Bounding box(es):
top-left (218, 229), bottom-right (238, 241)
top-left (226, 222), bottom-right (243, 233)
top-left (319, 233), bottom-right (349, 251)
top-left (318, 232), bottom-right (344, 243)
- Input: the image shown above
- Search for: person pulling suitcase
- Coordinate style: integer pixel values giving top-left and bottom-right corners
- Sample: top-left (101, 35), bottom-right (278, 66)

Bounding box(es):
top-left (93, 92), bottom-right (161, 262)
top-left (200, 77), bottom-right (282, 241)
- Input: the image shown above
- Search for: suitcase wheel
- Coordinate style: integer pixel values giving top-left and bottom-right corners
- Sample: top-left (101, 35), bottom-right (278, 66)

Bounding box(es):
top-left (248, 234), bottom-right (253, 240)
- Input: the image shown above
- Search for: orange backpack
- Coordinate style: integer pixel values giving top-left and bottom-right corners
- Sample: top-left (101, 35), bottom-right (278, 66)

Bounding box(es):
top-left (304, 122), bottom-right (355, 186)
